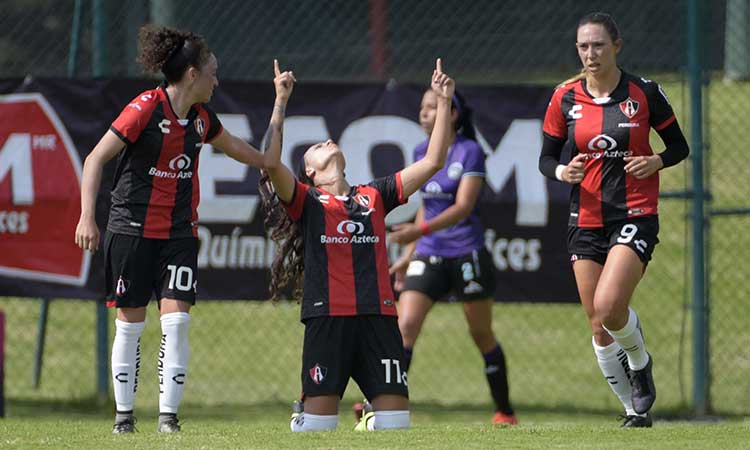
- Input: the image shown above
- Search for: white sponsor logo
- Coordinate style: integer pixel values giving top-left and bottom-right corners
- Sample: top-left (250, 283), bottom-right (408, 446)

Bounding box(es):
top-left (589, 150), bottom-right (633, 159)
top-left (568, 104), bottom-right (583, 119)
top-left (320, 219), bottom-right (379, 244)
top-left (587, 134), bottom-right (618, 151)
top-left (425, 181), bottom-right (442, 193)
top-left (158, 119), bottom-right (171, 134)
top-left (336, 220), bottom-right (365, 235)
top-left (447, 162), bottom-right (464, 180)
top-left (618, 123), bottom-right (640, 128)
top-left (149, 167), bottom-right (193, 179)
top-left (169, 154), bottom-right (192, 171)
top-left (128, 102), bottom-right (142, 111)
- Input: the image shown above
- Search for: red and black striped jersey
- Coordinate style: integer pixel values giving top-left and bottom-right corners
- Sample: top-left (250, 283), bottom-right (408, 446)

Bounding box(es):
top-left (283, 173), bottom-right (406, 321)
top-left (107, 85), bottom-right (223, 238)
top-left (543, 71), bottom-right (675, 227)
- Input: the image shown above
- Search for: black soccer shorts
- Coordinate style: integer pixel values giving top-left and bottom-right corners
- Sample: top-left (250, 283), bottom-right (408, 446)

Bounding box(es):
top-left (300, 315), bottom-right (409, 400)
top-left (567, 215), bottom-right (660, 266)
top-left (401, 247), bottom-right (496, 302)
top-left (103, 231), bottom-right (199, 308)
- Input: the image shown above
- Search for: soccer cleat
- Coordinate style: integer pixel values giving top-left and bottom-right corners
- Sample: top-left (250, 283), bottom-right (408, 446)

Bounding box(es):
top-left (491, 411), bottom-right (518, 425)
top-left (619, 413), bottom-right (653, 428)
top-left (157, 414), bottom-right (181, 433)
top-left (630, 353), bottom-right (656, 414)
top-left (112, 416), bottom-right (137, 434)
top-left (291, 399), bottom-right (304, 419)
top-left (353, 401), bottom-right (374, 431)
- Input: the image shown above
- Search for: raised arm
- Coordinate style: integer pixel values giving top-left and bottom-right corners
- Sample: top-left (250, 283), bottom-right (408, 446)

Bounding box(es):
top-left (74, 130), bottom-right (126, 252)
top-left (399, 58), bottom-right (455, 197)
top-left (263, 59), bottom-right (297, 203)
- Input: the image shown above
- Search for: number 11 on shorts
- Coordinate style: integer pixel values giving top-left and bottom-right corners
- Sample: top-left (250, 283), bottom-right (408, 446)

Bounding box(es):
top-left (381, 359), bottom-right (406, 384)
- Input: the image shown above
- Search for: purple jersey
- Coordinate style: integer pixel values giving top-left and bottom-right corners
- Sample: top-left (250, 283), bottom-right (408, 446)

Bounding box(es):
top-left (414, 135), bottom-right (486, 258)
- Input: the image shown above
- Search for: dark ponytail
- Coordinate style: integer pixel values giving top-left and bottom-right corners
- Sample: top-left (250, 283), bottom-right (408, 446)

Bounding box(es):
top-left (136, 24), bottom-right (211, 84)
top-left (259, 158), bottom-right (313, 301)
top-left (452, 90), bottom-right (476, 141)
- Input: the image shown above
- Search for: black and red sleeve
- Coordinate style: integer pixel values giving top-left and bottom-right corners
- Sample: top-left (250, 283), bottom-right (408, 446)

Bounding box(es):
top-left (647, 82), bottom-right (676, 131)
top-left (368, 172), bottom-right (406, 213)
top-left (542, 87), bottom-right (568, 140)
top-left (281, 179), bottom-right (311, 222)
top-left (110, 90), bottom-right (159, 145)
top-left (203, 104), bottom-right (224, 143)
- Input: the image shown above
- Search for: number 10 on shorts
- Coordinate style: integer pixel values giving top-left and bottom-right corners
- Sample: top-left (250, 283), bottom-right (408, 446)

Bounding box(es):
top-left (166, 265), bottom-right (196, 292)
top-left (381, 359), bottom-right (407, 385)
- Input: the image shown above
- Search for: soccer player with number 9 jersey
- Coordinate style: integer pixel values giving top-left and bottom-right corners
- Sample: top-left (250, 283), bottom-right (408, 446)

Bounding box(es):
top-left (539, 12), bottom-right (689, 427)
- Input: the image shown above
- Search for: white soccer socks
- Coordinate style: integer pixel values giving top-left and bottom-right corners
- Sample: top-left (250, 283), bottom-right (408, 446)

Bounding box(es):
top-left (158, 312), bottom-right (190, 414)
top-left (111, 319), bottom-right (145, 413)
top-left (290, 413), bottom-right (339, 432)
top-left (592, 337), bottom-right (639, 416)
top-left (603, 308), bottom-right (650, 371)
top-left (370, 410), bottom-right (410, 430)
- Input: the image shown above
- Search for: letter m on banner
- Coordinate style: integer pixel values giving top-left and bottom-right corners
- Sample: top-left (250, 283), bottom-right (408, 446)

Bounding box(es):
top-left (0, 93), bottom-right (91, 285)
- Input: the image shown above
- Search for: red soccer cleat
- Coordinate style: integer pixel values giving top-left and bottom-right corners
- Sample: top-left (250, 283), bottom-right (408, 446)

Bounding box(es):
top-left (492, 411), bottom-right (518, 425)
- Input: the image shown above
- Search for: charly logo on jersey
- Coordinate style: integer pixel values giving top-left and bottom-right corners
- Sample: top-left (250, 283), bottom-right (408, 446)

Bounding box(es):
top-left (619, 97), bottom-right (640, 119)
top-left (568, 104), bottom-right (583, 119)
top-left (586, 134), bottom-right (632, 159)
top-left (149, 154), bottom-right (193, 179)
top-left (194, 118), bottom-right (205, 137)
top-left (321, 219), bottom-right (379, 244)
top-left (447, 162), bottom-right (464, 180)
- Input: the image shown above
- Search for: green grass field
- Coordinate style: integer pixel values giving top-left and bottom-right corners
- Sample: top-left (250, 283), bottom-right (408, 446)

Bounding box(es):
top-left (2, 403), bottom-right (749, 450)
top-left (1, 79), bottom-right (749, 448)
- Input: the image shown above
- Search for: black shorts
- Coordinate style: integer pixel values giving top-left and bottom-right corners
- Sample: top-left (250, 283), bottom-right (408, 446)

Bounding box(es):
top-left (301, 315), bottom-right (409, 400)
top-left (568, 215), bottom-right (660, 266)
top-left (104, 231), bottom-right (199, 308)
top-left (401, 247), bottom-right (496, 302)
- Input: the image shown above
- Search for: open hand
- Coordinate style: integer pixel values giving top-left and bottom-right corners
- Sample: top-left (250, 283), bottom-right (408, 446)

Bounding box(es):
top-left (431, 58), bottom-right (455, 100)
top-left (273, 59), bottom-right (296, 102)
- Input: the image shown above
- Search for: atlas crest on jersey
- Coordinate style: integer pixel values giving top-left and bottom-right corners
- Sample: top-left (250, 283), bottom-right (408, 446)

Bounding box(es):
top-left (194, 117), bottom-right (205, 137)
top-left (619, 97), bottom-right (640, 119)
top-left (354, 194), bottom-right (371, 208)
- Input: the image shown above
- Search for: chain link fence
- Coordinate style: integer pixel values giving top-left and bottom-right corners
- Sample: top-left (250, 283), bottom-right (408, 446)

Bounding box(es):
top-left (1, 0), bottom-right (747, 417)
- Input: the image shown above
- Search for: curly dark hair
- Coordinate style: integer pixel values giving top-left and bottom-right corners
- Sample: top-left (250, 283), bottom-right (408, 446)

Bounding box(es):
top-left (259, 160), bottom-right (314, 301)
top-left (136, 24), bottom-right (211, 84)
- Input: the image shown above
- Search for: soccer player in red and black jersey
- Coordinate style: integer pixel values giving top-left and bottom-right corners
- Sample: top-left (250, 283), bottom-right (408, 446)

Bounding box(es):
top-left (539, 13), bottom-right (689, 428)
top-left (74, 25), bottom-right (271, 434)
top-left (259, 59), bottom-right (454, 432)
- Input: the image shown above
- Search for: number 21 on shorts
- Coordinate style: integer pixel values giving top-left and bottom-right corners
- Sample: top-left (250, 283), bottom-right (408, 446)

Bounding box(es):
top-left (617, 224), bottom-right (648, 254)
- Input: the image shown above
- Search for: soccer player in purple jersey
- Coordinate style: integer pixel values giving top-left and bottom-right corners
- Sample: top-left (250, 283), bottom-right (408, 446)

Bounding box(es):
top-left (388, 90), bottom-right (517, 425)
top-left (74, 25), bottom-right (273, 434)
top-left (260, 59), bottom-right (455, 432)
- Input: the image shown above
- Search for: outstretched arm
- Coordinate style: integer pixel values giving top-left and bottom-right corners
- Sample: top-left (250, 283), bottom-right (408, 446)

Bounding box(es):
top-left (210, 127), bottom-right (265, 168)
top-left (399, 58), bottom-right (455, 197)
top-left (263, 59), bottom-right (297, 203)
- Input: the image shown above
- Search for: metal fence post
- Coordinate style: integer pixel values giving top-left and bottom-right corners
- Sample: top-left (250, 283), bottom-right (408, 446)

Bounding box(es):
top-left (96, 301), bottom-right (109, 400)
top-left (688, 0), bottom-right (708, 417)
